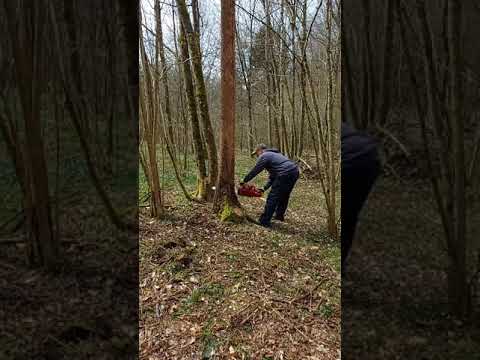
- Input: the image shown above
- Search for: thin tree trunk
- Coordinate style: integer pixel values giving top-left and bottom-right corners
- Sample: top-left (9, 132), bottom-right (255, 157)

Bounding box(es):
top-left (262, 0), bottom-right (281, 149)
top-left (178, 22), bottom-right (208, 200)
top-left (140, 27), bottom-right (163, 218)
top-left (447, 0), bottom-right (469, 317)
top-left (375, 0), bottom-right (395, 126)
top-left (176, 0), bottom-right (218, 196)
top-left (235, 24), bottom-right (254, 153)
top-left (297, 0), bottom-right (308, 157)
top-left (361, 0), bottom-right (375, 129)
top-left (4, 0), bottom-right (59, 268)
top-left (156, 2), bottom-right (176, 160)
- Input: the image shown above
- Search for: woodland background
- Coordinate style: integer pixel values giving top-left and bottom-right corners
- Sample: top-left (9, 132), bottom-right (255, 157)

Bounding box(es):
top-left (0, 1), bottom-right (139, 358)
top-left (139, 0), bottom-right (342, 358)
top-left (343, 0), bottom-right (480, 358)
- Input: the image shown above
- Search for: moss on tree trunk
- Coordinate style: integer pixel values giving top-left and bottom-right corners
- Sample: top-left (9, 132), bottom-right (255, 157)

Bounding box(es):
top-left (219, 198), bottom-right (245, 223)
top-left (194, 177), bottom-right (207, 201)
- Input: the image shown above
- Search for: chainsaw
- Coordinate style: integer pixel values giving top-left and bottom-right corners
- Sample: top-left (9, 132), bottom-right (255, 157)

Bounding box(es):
top-left (237, 183), bottom-right (263, 197)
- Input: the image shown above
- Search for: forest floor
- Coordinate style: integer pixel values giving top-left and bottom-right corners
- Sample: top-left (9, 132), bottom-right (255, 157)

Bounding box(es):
top-left (0, 172), bottom-right (138, 359)
top-left (139, 153), bottom-right (341, 359)
top-left (343, 176), bottom-right (480, 359)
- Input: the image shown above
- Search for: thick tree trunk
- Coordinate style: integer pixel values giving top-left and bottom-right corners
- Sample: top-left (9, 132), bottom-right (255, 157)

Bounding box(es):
top-left (214, 0), bottom-right (244, 221)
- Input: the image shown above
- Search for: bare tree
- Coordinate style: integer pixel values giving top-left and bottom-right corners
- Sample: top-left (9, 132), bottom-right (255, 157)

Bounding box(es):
top-left (178, 19), bottom-right (209, 200)
top-left (176, 0), bottom-right (219, 198)
top-left (3, 0), bottom-right (59, 268)
top-left (139, 18), bottom-right (164, 218)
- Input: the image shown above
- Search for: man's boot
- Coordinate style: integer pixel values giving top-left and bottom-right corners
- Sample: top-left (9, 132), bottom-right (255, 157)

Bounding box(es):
top-left (258, 217), bottom-right (271, 228)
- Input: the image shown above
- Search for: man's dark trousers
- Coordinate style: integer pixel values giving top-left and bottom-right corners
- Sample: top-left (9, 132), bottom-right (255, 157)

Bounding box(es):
top-left (341, 151), bottom-right (380, 271)
top-left (260, 169), bottom-right (299, 226)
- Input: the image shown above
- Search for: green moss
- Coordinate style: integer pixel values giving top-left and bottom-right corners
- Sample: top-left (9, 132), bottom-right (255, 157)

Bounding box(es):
top-left (220, 201), bottom-right (233, 221)
top-left (219, 200), bottom-right (243, 223)
top-left (201, 319), bottom-right (219, 359)
top-left (194, 177), bottom-right (207, 200)
top-left (228, 271), bottom-right (243, 279)
top-left (315, 303), bottom-right (334, 319)
top-left (174, 283), bottom-right (225, 317)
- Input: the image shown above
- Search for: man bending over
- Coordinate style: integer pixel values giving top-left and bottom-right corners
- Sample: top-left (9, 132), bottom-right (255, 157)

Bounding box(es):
top-left (241, 144), bottom-right (300, 227)
top-left (341, 122), bottom-right (381, 272)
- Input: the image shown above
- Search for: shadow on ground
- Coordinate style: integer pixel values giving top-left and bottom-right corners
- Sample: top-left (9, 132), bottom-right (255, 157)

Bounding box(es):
top-left (342, 177), bottom-right (480, 359)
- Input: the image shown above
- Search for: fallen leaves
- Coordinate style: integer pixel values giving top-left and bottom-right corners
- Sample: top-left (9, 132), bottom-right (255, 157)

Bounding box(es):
top-left (140, 177), bottom-right (340, 359)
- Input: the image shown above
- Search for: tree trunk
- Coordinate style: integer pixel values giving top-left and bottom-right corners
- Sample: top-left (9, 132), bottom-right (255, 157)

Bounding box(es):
top-left (325, 0), bottom-right (339, 240)
top-left (447, 0), bottom-right (469, 317)
top-left (297, 0), bottom-right (308, 157)
top-left (361, 0), bottom-right (375, 129)
top-left (235, 23), bottom-right (254, 153)
top-left (214, 0), bottom-right (244, 221)
top-left (156, 2), bottom-right (176, 160)
top-left (375, 0), bottom-right (395, 126)
top-left (140, 26), bottom-right (163, 218)
top-left (118, 0), bottom-right (139, 142)
top-left (178, 22), bottom-right (208, 200)
top-left (263, 0), bottom-right (281, 149)
top-left (4, 0), bottom-right (59, 269)
top-left (176, 0), bottom-right (218, 196)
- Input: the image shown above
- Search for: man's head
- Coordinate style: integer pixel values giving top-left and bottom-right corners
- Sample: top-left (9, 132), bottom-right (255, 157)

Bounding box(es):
top-left (251, 143), bottom-right (268, 158)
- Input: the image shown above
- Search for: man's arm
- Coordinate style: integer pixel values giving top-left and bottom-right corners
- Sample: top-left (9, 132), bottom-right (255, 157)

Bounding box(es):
top-left (263, 174), bottom-right (274, 191)
top-left (242, 155), bottom-right (267, 183)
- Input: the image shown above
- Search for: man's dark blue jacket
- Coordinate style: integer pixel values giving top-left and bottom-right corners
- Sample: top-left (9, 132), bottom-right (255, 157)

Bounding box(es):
top-left (243, 149), bottom-right (299, 191)
top-left (341, 122), bottom-right (378, 169)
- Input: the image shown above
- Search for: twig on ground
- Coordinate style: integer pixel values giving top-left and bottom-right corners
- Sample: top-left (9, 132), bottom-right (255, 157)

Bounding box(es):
top-left (270, 307), bottom-right (313, 343)
top-left (292, 281), bottom-right (324, 304)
